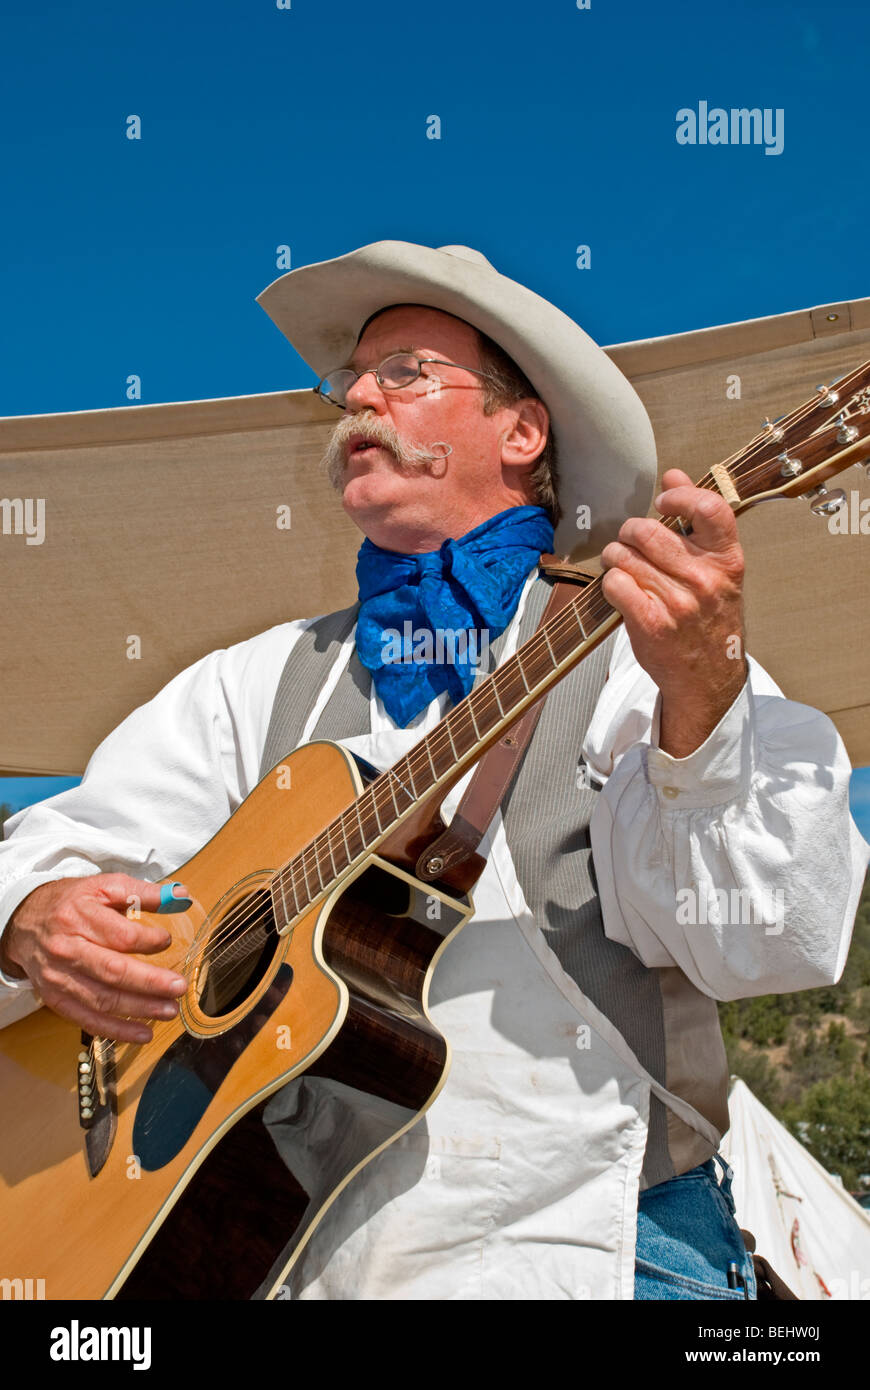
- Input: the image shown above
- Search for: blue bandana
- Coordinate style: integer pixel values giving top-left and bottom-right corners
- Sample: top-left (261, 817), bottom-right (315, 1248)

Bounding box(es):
top-left (355, 505), bottom-right (554, 727)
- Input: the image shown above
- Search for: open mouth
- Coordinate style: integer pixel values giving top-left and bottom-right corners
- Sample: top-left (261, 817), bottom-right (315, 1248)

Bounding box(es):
top-left (349, 438), bottom-right (389, 458)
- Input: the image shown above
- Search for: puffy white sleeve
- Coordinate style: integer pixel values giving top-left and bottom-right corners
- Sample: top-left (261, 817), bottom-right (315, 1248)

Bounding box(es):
top-left (584, 626), bottom-right (870, 1002)
top-left (0, 619), bottom-right (314, 1028)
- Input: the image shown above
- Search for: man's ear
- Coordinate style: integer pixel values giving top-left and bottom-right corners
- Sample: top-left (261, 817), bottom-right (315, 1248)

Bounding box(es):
top-left (500, 398), bottom-right (550, 468)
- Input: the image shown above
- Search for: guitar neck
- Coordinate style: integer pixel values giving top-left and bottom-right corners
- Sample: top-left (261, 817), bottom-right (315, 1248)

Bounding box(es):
top-left (269, 569), bottom-right (625, 932)
top-left (270, 347), bottom-right (870, 930)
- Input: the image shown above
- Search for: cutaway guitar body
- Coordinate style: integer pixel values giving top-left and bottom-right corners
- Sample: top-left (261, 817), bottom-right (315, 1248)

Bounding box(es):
top-left (0, 740), bottom-right (472, 1300)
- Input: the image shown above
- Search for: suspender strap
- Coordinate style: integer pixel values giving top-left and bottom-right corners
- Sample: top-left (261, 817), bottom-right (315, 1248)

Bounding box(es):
top-left (415, 561), bottom-right (595, 886)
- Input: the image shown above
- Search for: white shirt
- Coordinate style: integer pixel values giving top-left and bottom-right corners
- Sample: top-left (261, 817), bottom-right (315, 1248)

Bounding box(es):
top-left (1, 576), bottom-right (866, 1299)
top-left (0, 573), bottom-right (866, 1024)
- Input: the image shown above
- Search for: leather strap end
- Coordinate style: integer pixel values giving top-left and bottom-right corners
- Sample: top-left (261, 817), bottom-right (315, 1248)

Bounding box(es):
top-left (538, 553), bottom-right (600, 585)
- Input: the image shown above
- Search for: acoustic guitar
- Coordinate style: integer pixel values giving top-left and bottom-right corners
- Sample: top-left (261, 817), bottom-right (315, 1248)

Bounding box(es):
top-left (1, 365), bottom-right (868, 1300)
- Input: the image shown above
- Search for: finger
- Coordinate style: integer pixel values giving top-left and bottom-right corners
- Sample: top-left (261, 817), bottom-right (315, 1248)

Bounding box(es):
top-left (609, 518), bottom-right (699, 585)
top-left (63, 901), bottom-right (175, 957)
top-left (41, 962), bottom-right (181, 1027)
top-left (93, 873), bottom-right (168, 912)
top-left (661, 468), bottom-right (695, 491)
top-left (94, 873), bottom-right (193, 922)
top-left (54, 934), bottom-right (188, 1001)
top-left (33, 986), bottom-right (155, 1044)
top-left (601, 538), bottom-right (690, 602)
top-left (601, 565), bottom-right (660, 628)
top-left (68, 1001), bottom-right (154, 1044)
top-left (654, 485), bottom-right (740, 554)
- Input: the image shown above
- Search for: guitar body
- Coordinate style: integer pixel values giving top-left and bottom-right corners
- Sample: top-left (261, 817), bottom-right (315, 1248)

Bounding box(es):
top-left (0, 740), bottom-right (472, 1300)
top-left (4, 358), bottom-right (869, 1300)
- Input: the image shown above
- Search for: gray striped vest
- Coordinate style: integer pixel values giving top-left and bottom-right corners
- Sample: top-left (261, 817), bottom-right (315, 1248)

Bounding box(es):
top-left (259, 573), bottom-right (729, 1187)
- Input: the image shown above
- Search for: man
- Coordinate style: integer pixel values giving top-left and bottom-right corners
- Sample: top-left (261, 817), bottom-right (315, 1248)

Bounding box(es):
top-left (0, 242), bottom-right (866, 1300)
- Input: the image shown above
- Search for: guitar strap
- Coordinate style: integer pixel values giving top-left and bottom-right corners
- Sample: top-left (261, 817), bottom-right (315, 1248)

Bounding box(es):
top-left (415, 554), bottom-right (600, 887)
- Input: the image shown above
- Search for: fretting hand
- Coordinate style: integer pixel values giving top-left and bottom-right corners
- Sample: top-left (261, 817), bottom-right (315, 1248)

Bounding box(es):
top-left (600, 468), bottom-right (748, 758)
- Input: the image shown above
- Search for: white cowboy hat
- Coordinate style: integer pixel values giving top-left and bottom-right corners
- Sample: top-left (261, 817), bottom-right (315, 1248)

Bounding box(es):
top-left (256, 240), bottom-right (657, 560)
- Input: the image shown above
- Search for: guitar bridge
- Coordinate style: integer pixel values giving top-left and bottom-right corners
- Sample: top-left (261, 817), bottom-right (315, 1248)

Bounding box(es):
top-left (77, 1032), bottom-right (118, 1177)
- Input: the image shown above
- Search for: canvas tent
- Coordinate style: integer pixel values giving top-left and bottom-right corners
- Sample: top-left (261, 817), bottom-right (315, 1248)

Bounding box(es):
top-left (720, 1077), bottom-right (870, 1300)
top-left (1, 293), bottom-right (868, 777)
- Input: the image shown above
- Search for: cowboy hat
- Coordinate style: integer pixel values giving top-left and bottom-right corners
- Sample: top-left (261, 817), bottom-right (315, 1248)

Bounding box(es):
top-left (256, 240), bottom-right (657, 560)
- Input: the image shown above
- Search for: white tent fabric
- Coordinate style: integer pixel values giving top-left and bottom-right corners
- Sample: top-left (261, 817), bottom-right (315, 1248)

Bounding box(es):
top-left (720, 1077), bottom-right (870, 1300)
top-left (1, 293), bottom-right (868, 775)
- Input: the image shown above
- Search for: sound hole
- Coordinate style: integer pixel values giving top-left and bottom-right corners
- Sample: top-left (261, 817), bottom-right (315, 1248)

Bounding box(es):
top-left (196, 888), bottom-right (279, 1019)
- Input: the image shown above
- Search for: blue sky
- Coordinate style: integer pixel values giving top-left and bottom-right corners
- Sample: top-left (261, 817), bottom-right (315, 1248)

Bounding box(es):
top-left (1, 0), bottom-right (868, 838)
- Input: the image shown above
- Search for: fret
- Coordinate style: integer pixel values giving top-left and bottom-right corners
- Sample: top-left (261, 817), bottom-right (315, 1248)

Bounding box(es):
top-left (587, 597), bottom-right (612, 630)
top-left (572, 604), bottom-right (587, 640)
top-left (445, 718), bottom-right (459, 761)
top-left (424, 739), bottom-right (438, 783)
top-left (355, 799), bottom-right (368, 851)
top-left (404, 760), bottom-right (418, 799)
top-left (467, 701), bottom-right (481, 741)
top-left (301, 852), bottom-right (316, 902)
top-left (325, 826), bottom-right (339, 879)
top-left (289, 866), bottom-right (302, 917)
top-left (276, 872), bottom-right (291, 929)
top-left (490, 680), bottom-right (506, 718)
top-left (370, 790), bottom-right (384, 835)
top-left (388, 766), bottom-right (411, 806)
top-left (542, 628), bottom-right (559, 668)
top-left (312, 846), bottom-right (326, 892)
top-left (516, 655), bottom-right (531, 695)
top-left (340, 813), bottom-right (353, 864)
top-left (386, 768), bottom-right (402, 815)
top-left (495, 657), bottom-right (526, 706)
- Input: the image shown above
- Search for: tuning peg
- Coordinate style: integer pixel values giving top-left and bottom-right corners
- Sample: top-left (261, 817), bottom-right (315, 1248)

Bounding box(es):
top-left (831, 412), bottom-right (859, 444)
top-left (816, 384), bottom-right (840, 408)
top-left (801, 485), bottom-right (847, 516)
top-left (762, 417), bottom-right (786, 442)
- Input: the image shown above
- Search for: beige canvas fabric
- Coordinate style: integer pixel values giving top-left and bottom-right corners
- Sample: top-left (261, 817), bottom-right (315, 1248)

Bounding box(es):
top-left (1, 296), bottom-right (868, 776)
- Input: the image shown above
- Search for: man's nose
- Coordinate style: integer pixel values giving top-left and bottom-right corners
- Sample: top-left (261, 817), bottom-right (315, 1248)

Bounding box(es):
top-left (344, 369), bottom-right (389, 414)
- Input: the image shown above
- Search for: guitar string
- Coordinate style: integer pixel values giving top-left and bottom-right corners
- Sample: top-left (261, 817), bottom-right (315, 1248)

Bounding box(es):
top-left (131, 379), bottom-right (870, 1000)
top-left (257, 388), bottom-right (868, 928)
top-left (120, 379), bottom-right (870, 1019)
top-left (267, 361), bottom-right (870, 911)
top-left (112, 565), bottom-right (631, 1072)
top-left (113, 418), bottom-right (870, 1075)
top-left (148, 364), bottom-right (870, 985)
top-left (108, 376), bottom-right (870, 1067)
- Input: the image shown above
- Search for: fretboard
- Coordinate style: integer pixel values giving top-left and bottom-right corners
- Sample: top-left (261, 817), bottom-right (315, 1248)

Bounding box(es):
top-left (268, 358), bottom-right (867, 934)
top-left (269, 567), bottom-right (619, 933)
top-left (268, 435), bottom-right (786, 934)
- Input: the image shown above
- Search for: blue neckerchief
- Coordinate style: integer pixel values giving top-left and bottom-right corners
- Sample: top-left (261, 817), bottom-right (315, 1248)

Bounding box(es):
top-left (355, 505), bottom-right (554, 727)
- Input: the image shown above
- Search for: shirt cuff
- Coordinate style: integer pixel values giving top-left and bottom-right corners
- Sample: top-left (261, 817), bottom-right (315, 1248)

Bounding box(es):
top-left (0, 957), bottom-right (33, 990)
top-left (0, 871), bottom-right (71, 992)
top-left (644, 673), bottom-right (755, 811)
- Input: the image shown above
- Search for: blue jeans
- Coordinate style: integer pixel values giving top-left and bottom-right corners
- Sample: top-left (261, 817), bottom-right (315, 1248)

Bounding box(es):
top-left (634, 1154), bottom-right (757, 1300)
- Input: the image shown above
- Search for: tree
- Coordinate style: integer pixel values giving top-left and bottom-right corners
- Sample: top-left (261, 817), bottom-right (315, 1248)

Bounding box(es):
top-left (782, 1071), bottom-right (870, 1191)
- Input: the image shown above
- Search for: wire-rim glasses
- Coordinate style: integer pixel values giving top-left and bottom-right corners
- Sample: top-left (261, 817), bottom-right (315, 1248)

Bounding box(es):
top-left (312, 352), bottom-right (504, 410)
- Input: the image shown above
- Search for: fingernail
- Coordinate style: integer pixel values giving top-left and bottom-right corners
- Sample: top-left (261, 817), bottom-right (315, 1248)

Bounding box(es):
top-left (171, 976), bottom-right (188, 993)
top-left (157, 882), bottom-right (193, 914)
top-left (156, 1002), bottom-right (178, 1019)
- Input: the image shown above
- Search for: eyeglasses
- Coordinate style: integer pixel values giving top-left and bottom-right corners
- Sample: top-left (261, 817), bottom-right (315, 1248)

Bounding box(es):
top-left (312, 352), bottom-right (504, 409)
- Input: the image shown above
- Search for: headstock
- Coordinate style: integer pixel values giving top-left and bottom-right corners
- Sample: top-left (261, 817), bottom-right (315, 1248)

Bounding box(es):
top-left (714, 360), bottom-right (870, 518)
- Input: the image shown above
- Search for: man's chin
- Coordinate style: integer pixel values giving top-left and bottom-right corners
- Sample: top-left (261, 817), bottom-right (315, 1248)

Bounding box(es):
top-left (341, 474), bottom-right (417, 529)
